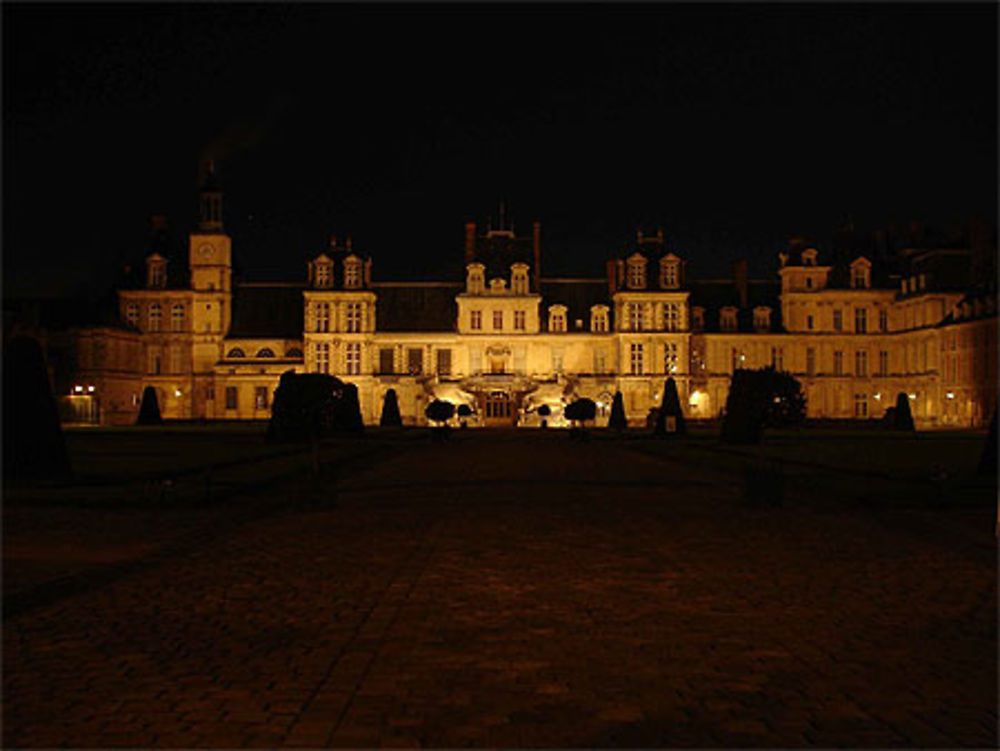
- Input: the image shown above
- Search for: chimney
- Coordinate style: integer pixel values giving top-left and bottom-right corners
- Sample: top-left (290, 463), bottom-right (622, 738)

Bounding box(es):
top-left (464, 222), bottom-right (476, 264)
top-left (532, 221), bottom-right (541, 292)
top-left (732, 258), bottom-right (748, 308)
top-left (606, 259), bottom-right (618, 296)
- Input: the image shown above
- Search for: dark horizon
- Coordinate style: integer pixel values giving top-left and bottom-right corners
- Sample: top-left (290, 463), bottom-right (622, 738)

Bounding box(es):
top-left (4, 2), bottom-right (997, 299)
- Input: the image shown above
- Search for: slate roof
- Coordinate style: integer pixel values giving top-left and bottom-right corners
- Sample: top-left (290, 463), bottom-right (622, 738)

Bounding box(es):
top-left (539, 278), bottom-right (611, 331)
top-left (228, 284), bottom-right (305, 339)
top-left (372, 283), bottom-right (462, 332)
top-left (688, 279), bottom-right (783, 332)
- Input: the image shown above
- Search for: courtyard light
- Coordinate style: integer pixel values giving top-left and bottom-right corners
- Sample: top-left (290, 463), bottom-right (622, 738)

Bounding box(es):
top-left (946, 391), bottom-right (955, 399)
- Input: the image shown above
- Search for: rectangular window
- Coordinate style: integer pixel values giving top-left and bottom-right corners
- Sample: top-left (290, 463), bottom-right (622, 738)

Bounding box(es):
top-left (629, 343), bottom-right (643, 375)
top-left (771, 347), bottom-right (784, 371)
top-left (493, 310), bottom-right (503, 330)
top-left (855, 308), bottom-right (867, 334)
top-left (806, 314), bottom-right (814, 331)
top-left (470, 310), bottom-right (482, 330)
top-left (514, 310), bottom-right (526, 331)
top-left (345, 342), bottom-right (361, 375)
top-left (255, 386), bottom-right (268, 411)
top-left (806, 348), bottom-right (816, 376)
top-left (436, 348), bottom-right (452, 376)
top-left (225, 386), bottom-right (238, 410)
top-left (855, 350), bottom-right (868, 377)
top-left (316, 302), bottom-right (330, 333)
top-left (878, 350), bottom-right (889, 376)
top-left (407, 348), bottom-right (422, 375)
top-left (379, 348), bottom-right (394, 374)
top-left (879, 309), bottom-right (888, 332)
top-left (854, 393), bottom-right (868, 418)
top-left (663, 303), bottom-right (679, 331)
top-left (171, 304), bottom-right (185, 332)
top-left (664, 342), bottom-right (678, 373)
top-left (833, 350), bottom-right (844, 376)
top-left (661, 263), bottom-right (678, 288)
top-left (346, 303), bottom-right (362, 333)
top-left (315, 342), bottom-right (330, 374)
top-left (344, 261), bottom-right (361, 288)
top-left (833, 309), bottom-right (843, 331)
top-left (629, 303), bottom-right (643, 331)
top-left (594, 349), bottom-right (606, 374)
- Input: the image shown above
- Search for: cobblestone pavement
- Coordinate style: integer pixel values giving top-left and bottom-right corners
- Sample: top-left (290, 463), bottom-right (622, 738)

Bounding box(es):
top-left (4, 432), bottom-right (997, 748)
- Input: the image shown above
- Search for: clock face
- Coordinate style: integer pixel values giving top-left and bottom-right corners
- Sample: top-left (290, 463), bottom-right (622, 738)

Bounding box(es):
top-left (198, 244), bottom-right (214, 259)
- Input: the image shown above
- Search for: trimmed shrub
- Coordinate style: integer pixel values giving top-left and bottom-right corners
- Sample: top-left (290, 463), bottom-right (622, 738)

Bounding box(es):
top-left (565, 398), bottom-right (596, 440)
top-left (654, 377), bottom-right (687, 437)
top-left (338, 383), bottom-right (364, 433)
top-left (893, 392), bottom-right (915, 431)
top-left (425, 399), bottom-right (455, 425)
top-left (379, 388), bottom-right (402, 427)
top-left (2, 335), bottom-right (72, 481)
top-left (457, 403), bottom-right (473, 418)
top-left (537, 403), bottom-right (550, 429)
top-left (267, 370), bottom-right (361, 442)
top-left (608, 391), bottom-right (627, 431)
top-left (136, 385), bottom-right (163, 425)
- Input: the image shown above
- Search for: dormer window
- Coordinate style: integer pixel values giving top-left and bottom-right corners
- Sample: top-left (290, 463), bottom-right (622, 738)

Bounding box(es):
top-left (466, 263), bottom-right (485, 294)
top-left (343, 255), bottom-right (362, 289)
top-left (753, 306), bottom-right (771, 331)
top-left (548, 305), bottom-right (567, 333)
top-left (659, 254), bottom-right (681, 289)
top-left (146, 255), bottom-right (167, 289)
top-left (802, 248), bottom-right (818, 266)
top-left (720, 306), bottom-right (738, 331)
top-left (626, 254), bottom-right (647, 289)
top-left (511, 263), bottom-right (530, 294)
top-left (590, 305), bottom-right (609, 333)
top-left (692, 306), bottom-right (705, 330)
top-left (489, 278), bottom-right (507, 294)
top-left (312, 256), bottom-right (333, 288)
top-left (850, 257), bottom-right (871, 289)
top-left (226, 347), bottom-right (245, 358)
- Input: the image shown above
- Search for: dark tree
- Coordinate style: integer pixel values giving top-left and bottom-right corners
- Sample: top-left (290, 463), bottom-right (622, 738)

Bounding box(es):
top-left (379, 388), bottom-right (402, 427)
top-left (722, 368), bottom-right (806, 444)
top-left (893, 392), bottom-right (915, 431)
top-left (267, 370), bottom-right (360, 442)
top-left (457, 402), bottom-right (472, 428)
top-left (2, 336), bottom-right (72, 481)
top-left (977, 409), bottom-right (996, 475)
top-left (136, 385), bottom-right (163, 425)
top-left (654, 377), bottom-right (687, 437)
top-left (537, 403), bottom-right (550, 428)
top-left (425, 399), bottom-right (455, 425)
top-left (608, 391), bottom-right (627, 431)
top-left (337, 383), bottom-right (365, 433)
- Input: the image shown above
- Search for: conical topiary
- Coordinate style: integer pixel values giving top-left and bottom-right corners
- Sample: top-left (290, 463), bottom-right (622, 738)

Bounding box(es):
top-left (893, 392), bottom-right (915, 431)
top-left (340, 383), bottom-right (365, 433)
top-left (2, 336), bottom-right (72, 480)
top-left (608, 391), bottom-right (627, 431)
top-left (136, 385), bottom-right (163, 425)
top-left (654, 377), bottom-right (686, 437)
top-left (380, 388), bottom-right (402, 427)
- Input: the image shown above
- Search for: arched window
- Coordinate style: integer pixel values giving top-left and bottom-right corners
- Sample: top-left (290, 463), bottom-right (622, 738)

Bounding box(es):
top-left (148, 303), bottom-right (162, 332)
top-left (285, 347), bottom-right (304, 358)
top-left (171, 303), bottom-right (185, 332)
top-left (256, 348), bottom-right (275, 358)
top-left (226, 347), bottom-right (246, 358)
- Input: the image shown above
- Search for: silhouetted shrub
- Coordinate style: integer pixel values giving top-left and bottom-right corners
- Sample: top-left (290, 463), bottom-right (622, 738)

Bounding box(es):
top-left (425, 399), bottom-right (455, 425)
top-left (722, 368), bottom-right (806, 444)
top-left (379, 389), bottom-right (402, 427)
top-left (608, 391), bottom-right (627, 431)
top-left (893, 392), bottom-right (915, 431)
top-left (136, 385), bottom-right (163, 425)
top-left (457, 403), bottom-right (472, 428)
top-left (978, 409), bottom-right (997, 476)
top-left (881, 406), bottom-right (897, 427)
top-left (2, 336), bottom-right (72, 481)
top-left (267, 370), bottom-right (361, 442)
top-left (565, 398), bottom-right (596, 439)
top-left (654, 377), bottom-right (687, 437)
top-left (537, 403), bottom-right (550, 429)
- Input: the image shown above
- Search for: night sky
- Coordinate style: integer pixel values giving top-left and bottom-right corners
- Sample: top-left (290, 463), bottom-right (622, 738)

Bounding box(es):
top-left (4, 2), bottom-right (997, 298)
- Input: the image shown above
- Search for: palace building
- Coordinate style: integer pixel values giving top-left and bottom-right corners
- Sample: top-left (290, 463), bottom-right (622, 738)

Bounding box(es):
top-left (53, 169), bottom-right (997, 429)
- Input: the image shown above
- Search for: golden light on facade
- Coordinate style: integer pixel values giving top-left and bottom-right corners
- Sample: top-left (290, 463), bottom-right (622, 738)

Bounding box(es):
top-left (908, 393), bottom-right (917, 400)
top-left (87, 385), bottom-right (95, 393)
top-left (73, 385), bottom-right (83, 393)
top-left (175, 389), bottom-right (183, 397)
top-left (874, 392), bottom-right (881, 401)
top-left (688, 389), bottom-right (703, 407)
top-left (946, 391), bottom-right (955, 399)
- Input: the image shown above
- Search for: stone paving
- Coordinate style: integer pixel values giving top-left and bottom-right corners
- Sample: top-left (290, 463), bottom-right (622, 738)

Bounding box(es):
top-left (4, 432), bottom-right (997, 748)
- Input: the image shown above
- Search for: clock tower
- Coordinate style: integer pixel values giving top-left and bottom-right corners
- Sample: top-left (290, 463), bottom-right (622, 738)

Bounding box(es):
top-left (188, 161), bottom-right (233, 383)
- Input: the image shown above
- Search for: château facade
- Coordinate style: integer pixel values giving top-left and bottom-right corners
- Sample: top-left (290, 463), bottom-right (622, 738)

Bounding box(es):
top-left (64, 171), bottom-right (997, 429)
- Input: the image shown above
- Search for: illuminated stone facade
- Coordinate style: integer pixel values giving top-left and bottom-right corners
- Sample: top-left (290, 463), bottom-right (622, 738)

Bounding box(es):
top-left (69, 175), bottom-right (998, 428)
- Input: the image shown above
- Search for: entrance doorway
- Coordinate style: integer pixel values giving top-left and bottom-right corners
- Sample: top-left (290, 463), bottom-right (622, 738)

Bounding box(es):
top-left (483, 390), bottom-right (513, 426)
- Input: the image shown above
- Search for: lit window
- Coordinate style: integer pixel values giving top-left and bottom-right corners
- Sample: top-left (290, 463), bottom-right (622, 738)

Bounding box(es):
top-left (315, 342), bottom-right (330, 374)
top-left (346, 302), bottom-right (362, 333)
top-left (663, 303), bottom-right (680, 332)
top-left (316, 302), bottom-right (330, 333)
top-left (771, 347), bottom-right (784, 371)
top-left (833, 351), bottom-right (844, 376)
top-left (255, 386), bottom-right (268, 410)
top-left (171, 303), bottom-right (185, 332)
top-left (626, 258), bottom-right (646, 289)
top-left (470, 310), bottom-right (482, 330)
top-left (147, 303), bottom-right (162, 332)
top-left (344, 259), bottom-right (362, 289)
top-left (467, 265), bottom-right (485, 294)
top-left (664, 342), bottom-right (678, 373)
top-left (493, 310), bottom-right (503, 330)
top-left (660, 260), bottom-right (679, 288)
top-left (346, 342), bottom-right (361, 375)
top-left (511, 265), bottom-right (529, 294)
top-left (854, 393), bottom-right (869, 418)
top-left (855, 308), bottom-right (867, 334)
top-left (549, 306), bottom-right (567, 333)
top-left (590, 306), bottom-right (609, 333)
top-left (314, 262), bottom-right (332, 288)
top-left (628, 303), bottom-right (643, 332)
top-left (514, 310), bottom-right (526, 331)
top-left (629, 343), bottom-right (644, 375)
top-left (436, 349), bottom-right (452, 376)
